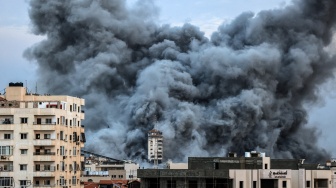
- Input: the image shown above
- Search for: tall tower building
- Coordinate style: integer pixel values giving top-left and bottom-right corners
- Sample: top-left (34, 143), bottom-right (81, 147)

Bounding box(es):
top-left (0, 83), bottom-right (86, 188)
top-left (147, 129), bottom-right (163, 165)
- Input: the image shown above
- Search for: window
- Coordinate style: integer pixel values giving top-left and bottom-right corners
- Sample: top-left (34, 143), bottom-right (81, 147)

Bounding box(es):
top-left (20, 180), bottom-right (27, 186)
top-left (240, 181), bottom-right (244, 188)
top-left (306, 181), bottom-right (310, 187)
top-left (44, 164), bottom-right (51, 171)
top-left (36, 164), bottom-right (40, 171)
top-left (1, 146), bottom-right (12, 155)
top-left (264, 164), bottom-right (268, 169)
top-left (0, 177), bottom-right (14, 186)
top-left (20, 133), bottom-right (27, 139)
top-left (35, 134), bottom-right (40, 139)
top-left (4, 134), bottom-right (11, 139)
top-left (282, 180), bottom-right (287, 188)
top-left (253, 181), bottom-right (256, 188)
top-left (73, 147), bottom-right (77, 156)
top-left (46, 118), bottom-right (52, 124)
top-left (72, 176), bottom-right (76, 185)
top-left (20, 164), bottom-right (27, 171)
top-left (20, 118), bottom-right (28, 124)
top-left (60, 176), bottom-right (65, 186)
top-left (44, 134), bottom-right (51, 139)
top-left (112, 175), bottom-right (116, 178)
top-left (61, 161), bottom-right (65, 171)
top-left (20, 149), bottom-right (28, 154)
top-left (35, 180), bottom-right (39, 186)
top-left (44, 149), bottom-right (51, 154)
top-left (3, 164), bottom-right (13, 171)
top-left (60, 146), bottom-right (65, 155)
top-left (44, 180), bottom-right (50, 185)
top-left (70, 105), bottom-right (72, 112)
top-left (118, 175), bottom-right (123, 178)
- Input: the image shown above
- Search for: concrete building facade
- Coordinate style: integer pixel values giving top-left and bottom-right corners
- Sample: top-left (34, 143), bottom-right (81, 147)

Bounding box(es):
top-left (148, 129), bottom-right (163, 164)
top-left (0, 83), bottom-right (85, 188)
top-left (138, 151), bottom-right (336, 188)
top-left (81, 150), bottom-right (139, 183)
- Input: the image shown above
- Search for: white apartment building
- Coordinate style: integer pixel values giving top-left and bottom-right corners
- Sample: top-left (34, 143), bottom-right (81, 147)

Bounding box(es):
top-left (147, 129), bottom-right (163, 164)
top-left (0, 82), bottom-right (85, 188)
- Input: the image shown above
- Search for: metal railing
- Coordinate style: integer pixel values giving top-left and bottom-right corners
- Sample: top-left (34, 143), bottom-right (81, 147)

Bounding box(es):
top-left (34, 166), bottom-right (56, 172)
top-left (0, 166), bottom-right (13, 171)
top-left (33, 122), bottom-right (56, 125)
top-left (33, 152), bottom-right (56, 155)
top-left (33, 184), bottom-right (56, 187)
top-left (0, 119), bottom-right (13, 125)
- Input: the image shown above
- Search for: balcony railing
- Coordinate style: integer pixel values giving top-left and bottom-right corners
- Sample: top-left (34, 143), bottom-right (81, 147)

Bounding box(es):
top-left (34, 166), bottom-right (56, 172)
top-left (33, 152), bottom-right (56, 155)
top-left (0, 119), bottom-right (13, 125)
top-left (33, 184), bottom-right (56, 187)
top-left (33, 122), bottom-right (56, 125)
top-left (0, 166), bottom-right (13, 171)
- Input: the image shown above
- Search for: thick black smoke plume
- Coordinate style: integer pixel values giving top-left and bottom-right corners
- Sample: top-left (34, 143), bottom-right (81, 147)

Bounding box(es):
top-left (25, 0), bottom-right (336, 162)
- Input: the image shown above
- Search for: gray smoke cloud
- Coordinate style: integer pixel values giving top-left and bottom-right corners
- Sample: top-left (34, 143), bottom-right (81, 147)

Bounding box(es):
top-left (24, 0), bottom-right (336, 162)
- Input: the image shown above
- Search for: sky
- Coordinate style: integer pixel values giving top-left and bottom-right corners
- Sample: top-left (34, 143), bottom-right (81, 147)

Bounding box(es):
top-left (1, 0), bottom-right (336, 157)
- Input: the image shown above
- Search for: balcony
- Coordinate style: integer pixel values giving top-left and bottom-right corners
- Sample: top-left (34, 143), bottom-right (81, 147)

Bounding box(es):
top-left (0, 166), bottom-right (13, 172)
top-left (33, 123), bottom-right (56, 130)
top-left (34, 166), bottom-right (55, 172)
top-left (33, 122), bottom-right (56, 125)
top-left (33, 139), bottom-right (56, 146)
top-left (0, 170), bottom-right (14, 177)
top-left (0, 118), bottom-right (14, 130)
top-left (33, 184), bottom-right (56, 188)
top-left (33, 152), bottom-right (55, 155)
top-left (33, 166), bottom-right (55, 177)
top-left (0, 118), bottom-right (13, 125)
top-left (33, 152), bottom-right (56, 161)
top-left (0, 108), bottom-right (60, 115)
top-left (0, 155), bottom-right (13, 161)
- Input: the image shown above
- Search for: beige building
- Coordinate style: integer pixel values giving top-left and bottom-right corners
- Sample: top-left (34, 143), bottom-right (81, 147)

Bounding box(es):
top-left (0, 82), bottom-right (85, 188)
top-left (81, 150), bottom-right (139, 183)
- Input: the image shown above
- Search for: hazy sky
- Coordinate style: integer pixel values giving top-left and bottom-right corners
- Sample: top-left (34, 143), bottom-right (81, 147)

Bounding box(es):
top-left (1, 0), bottom-right (336, 157)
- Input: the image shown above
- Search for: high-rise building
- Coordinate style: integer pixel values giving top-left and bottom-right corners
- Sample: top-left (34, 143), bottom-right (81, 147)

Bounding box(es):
top-left (0, 82), bottom-right (86, 188)
top-left (147, 129), bottom-right (163, 165)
